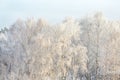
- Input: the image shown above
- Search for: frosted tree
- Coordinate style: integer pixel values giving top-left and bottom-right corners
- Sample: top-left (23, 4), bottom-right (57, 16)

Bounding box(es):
top-left (79, 12), bottom-right (111, 79)
top-left (79, 12), bottom-right (120, 79)
top-left (25, 18), bottom-right (88, 80)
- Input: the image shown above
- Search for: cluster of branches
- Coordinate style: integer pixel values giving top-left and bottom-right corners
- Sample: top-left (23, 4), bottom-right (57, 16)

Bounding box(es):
top-left (0, 27), bottom-right (8, 33)
top-left (0, 13), bottom-right (120, 80)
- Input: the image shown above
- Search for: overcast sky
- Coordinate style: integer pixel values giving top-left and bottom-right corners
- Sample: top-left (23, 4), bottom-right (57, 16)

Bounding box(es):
top-left (0, 0), bottom-right (120, 28)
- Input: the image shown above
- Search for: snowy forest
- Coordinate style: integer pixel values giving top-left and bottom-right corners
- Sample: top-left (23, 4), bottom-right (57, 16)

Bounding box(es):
top-left (0, 13), bottom-right (120, 80)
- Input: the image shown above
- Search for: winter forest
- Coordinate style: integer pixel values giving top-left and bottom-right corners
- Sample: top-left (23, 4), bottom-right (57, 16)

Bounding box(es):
top-left (0, 13), bottom-right (120, 80)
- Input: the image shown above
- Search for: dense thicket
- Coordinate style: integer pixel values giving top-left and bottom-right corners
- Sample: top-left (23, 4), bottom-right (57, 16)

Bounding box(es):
top-left (0, 13), bottom-right (120, 80)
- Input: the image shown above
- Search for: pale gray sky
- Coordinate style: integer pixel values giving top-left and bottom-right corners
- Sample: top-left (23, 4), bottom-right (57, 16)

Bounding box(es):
top-left (0, 0), bottom-right (120, 28)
